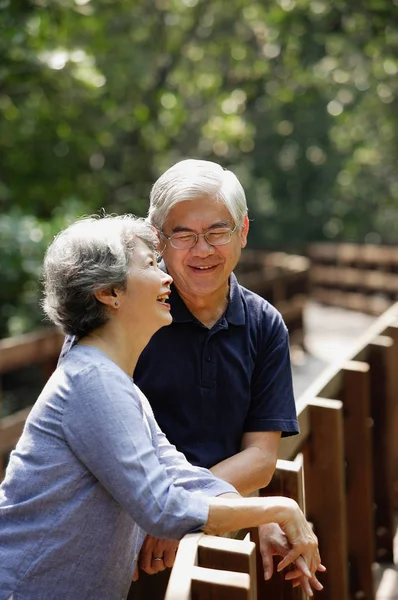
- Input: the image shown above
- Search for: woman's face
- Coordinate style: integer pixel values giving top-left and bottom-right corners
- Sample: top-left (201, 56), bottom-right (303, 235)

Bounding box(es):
top-left (119, 239), bottom-right (173, 335)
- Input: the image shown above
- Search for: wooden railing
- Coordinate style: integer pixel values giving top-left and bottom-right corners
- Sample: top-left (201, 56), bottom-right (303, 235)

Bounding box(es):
top-left (1, 302), bottom-right (397, 600)
top-left (0, 328), bottom-right (63, 476)
top-left (308, 243), bottom-right (398, 314)
top-left (167, 302), bottom-right (398, 600)
top-left (237, 249), bottom-right (310, 348)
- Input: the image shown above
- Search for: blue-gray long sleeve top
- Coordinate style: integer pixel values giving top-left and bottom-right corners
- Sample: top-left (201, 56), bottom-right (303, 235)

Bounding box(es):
top-left (0, 346), bottom-right (236, 600)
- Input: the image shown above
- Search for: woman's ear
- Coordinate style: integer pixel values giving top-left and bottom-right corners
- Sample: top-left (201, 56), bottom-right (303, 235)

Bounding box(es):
top-left (94, 288), bottom-right (120, 308)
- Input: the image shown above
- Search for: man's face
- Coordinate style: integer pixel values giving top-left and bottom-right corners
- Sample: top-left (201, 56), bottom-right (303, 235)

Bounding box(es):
top-left (160, 196), bottom-right (249, 301)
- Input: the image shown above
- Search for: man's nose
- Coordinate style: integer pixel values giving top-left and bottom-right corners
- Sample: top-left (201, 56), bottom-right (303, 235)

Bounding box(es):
top-left (191, 234), bottom-right (215, 257)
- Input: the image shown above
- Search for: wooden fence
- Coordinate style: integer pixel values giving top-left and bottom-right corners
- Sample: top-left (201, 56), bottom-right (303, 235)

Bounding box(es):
top-left (237, 249), bottom-right (310, 349)
top-left (167, 302), bottom-right (398, 600)
top-left (308, 243), bottom-right (398, 315)
top-left (0, 328), bottom-right (63, 475)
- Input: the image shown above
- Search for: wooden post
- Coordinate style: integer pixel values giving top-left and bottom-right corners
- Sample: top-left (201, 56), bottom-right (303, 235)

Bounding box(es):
top-left (342, 361), bottom-right (375, 600)
top-left (368, 336), bottom-right (395, 563)
top-left (385, 324), bottom-right (398, 510)
top-left (303, 398), bottom-right (349, 600)
top-left (165, 533), bottom-right (257, 600)
top-left (196, 536), bottom-right (257, 600)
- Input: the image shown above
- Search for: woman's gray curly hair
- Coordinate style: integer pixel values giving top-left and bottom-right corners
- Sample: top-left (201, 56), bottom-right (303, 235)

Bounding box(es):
top-left (42, 214), bottom-right (158, 338)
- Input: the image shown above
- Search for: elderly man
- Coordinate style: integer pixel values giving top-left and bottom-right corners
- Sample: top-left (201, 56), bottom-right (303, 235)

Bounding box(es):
top-left (128, 159), bottom-right (322, 598)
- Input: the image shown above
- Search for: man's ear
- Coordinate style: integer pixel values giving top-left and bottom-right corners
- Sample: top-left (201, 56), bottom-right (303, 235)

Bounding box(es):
top-left (94, 288), bottom-right (120, 308)
top-left (240, 215), bottom-right (249, 249)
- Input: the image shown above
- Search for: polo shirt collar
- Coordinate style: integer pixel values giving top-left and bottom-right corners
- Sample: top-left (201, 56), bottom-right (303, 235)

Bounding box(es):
top-left (159, 261), bottom-right (245, 326)
top-left (226, 273), bottom-right (246, 326)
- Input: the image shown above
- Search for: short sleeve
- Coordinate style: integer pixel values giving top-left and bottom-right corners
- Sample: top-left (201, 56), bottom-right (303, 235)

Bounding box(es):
top-left (243, 309), bottom-right (299, 437)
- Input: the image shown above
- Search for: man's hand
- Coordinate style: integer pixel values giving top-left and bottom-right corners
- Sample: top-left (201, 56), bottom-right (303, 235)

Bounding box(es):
top-left (135, 535), bottom-right (179, 580)
top-left (258, 523), bottom-right (325, 596)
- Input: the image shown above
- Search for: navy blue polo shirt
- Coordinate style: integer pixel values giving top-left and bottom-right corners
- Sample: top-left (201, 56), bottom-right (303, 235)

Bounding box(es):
top-left (134, 272), bottom-right (299, 469)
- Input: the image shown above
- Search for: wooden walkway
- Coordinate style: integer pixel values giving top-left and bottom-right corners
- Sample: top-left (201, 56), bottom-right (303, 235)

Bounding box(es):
top-left (291, 301), bottom-right (398, 600)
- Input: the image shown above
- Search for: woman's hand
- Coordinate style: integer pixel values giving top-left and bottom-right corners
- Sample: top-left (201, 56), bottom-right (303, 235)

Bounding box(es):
top-left (258, 522), bottom-right (325, 596)
top-left (275, 499), bottom-right (322, 576)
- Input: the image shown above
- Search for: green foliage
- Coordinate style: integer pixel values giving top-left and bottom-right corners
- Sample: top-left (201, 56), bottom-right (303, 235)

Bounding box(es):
top-left (1, 0), bottom-right (398, 336)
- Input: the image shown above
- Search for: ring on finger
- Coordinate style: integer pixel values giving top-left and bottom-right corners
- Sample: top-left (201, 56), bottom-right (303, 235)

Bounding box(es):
top-left (153, 557), bottom-right (163, 561)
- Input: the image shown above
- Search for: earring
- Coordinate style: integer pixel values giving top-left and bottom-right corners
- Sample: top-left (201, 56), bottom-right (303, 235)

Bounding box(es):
top-left (114, 301), bottom-right (119, 307)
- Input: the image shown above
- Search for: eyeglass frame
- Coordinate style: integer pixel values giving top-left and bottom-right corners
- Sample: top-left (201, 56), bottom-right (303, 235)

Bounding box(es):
top-left (159, 224), bottom-right (238, 250)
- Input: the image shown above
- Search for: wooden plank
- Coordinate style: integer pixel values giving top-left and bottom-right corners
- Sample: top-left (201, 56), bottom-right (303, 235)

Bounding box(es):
top-left (0, 328), bottom-right (63, 374)
top-left (0, 407), bottom-right (31, 453)
top-left (191, 566), bottom-right (252, 600)
top-left (342, 361), bottom-right (375, 600)
top-left (165, 533), bottom-right (201, 600)
top-left (303, 398), bottom-right (349, 600)
top-left (385, 324), bottom-right (398, 510)
top-left (296, 302), bottom-right (398, 410)
top-left (198, 535), bottom-right (256, 577)
top-left (197, 536), bottom-right (256, 600)
top-left (368, 336), bottom-right (396, 563)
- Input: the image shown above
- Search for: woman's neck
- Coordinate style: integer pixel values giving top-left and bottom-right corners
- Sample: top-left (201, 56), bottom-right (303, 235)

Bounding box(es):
top-left (77, 323), bottom-right (149, 376)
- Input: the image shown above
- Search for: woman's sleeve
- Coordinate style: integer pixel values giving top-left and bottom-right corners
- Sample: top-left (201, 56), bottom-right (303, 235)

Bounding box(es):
top-left (152, 416), bottom-right (238, 497)
top-left (62, 365), bottom-right (220, 539)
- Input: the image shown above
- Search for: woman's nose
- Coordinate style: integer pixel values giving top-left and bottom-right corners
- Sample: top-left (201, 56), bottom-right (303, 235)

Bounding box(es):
top-left (162, 271), bottom-right (173, 286)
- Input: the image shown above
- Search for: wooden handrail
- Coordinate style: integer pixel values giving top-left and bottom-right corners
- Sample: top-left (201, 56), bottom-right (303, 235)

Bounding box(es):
top-left (0, 328), bottom-right (63, 375)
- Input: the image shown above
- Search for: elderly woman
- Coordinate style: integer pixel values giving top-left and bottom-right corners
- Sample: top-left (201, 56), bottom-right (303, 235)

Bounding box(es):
top-left (0, 215), bottom-right (321, 600)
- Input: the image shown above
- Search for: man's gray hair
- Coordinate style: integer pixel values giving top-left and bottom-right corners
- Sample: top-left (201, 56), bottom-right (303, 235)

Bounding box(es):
top-left (42, 214), bottom-right (157, 338)
top-left (148, 159), bottom-right (248, 231)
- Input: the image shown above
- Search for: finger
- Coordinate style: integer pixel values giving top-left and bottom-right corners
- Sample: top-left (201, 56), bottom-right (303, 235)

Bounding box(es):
top-left (285, 569), bottom-right (305, 580)
top-left (308, 575), bottom-right (324, 591)
top-left (301, 547), bottom-right (320, 575)
top-left (317, 563), bottom-right (327, 572)
top-left (163, 544), bottom-right (178, 569)
top-left (139, 543), bottom-right (157, 571)
top-left (151, 557), bottom-right (167, 573)
top-left (300, 577), bottom-right (314, 597)
top-left (132, 566), bottom-right (139, 582)
top-left (140, 564), bottom-right (156, 575)
top-left (260, 547), bottom-right (274, 581)
top-left (277, 548), bottom-right (302, 572)
top-left (294, 554), bottom-right (312, 578)
top-left (290, 575), bottom-right (313, 597)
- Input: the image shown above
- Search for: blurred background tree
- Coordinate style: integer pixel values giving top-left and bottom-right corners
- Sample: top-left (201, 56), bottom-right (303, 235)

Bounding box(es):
top-left (1, 0), bottom-right (397, 337)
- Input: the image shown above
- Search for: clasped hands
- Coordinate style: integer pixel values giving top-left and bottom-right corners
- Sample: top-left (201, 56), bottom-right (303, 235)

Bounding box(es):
top-left (134, 524), bottom-right (325, 596)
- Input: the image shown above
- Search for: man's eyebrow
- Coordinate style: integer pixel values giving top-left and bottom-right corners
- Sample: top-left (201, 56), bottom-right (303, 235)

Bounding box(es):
top-left (171, 221), bottom-right (230, 233)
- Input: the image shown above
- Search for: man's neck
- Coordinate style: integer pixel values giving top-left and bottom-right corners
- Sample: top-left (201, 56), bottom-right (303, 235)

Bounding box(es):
top-left (178, 285), bottom-right (229, 329)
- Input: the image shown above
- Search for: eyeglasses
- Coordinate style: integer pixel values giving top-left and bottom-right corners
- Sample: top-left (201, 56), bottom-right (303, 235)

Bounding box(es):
top-left (161, 225), bottom-right (238, 250)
